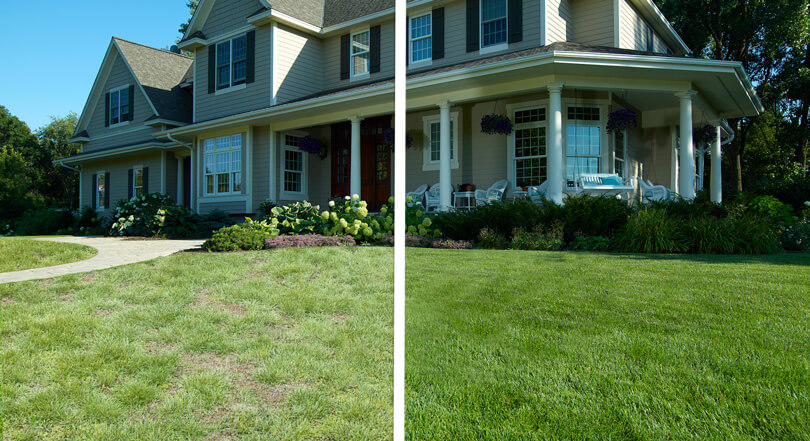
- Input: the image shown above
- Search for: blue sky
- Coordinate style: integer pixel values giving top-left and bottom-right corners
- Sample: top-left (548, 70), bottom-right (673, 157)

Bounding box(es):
top-left (0, 1), bottom-right (192, 132)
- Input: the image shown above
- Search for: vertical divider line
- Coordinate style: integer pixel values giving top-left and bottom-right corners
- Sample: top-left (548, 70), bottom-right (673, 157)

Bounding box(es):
top-left (394, 0), bottom-right (407, 439)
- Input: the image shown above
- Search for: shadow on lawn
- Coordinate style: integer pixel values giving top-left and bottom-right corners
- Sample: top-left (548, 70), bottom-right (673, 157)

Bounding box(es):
top-left (608, 251), bottom-right (810, 266)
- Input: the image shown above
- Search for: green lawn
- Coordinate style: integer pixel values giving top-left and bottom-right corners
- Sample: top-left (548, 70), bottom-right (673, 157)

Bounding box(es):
top-left (406, 249), bottom-right (810, 440)
top-left (0, 238), bottom-right (97, 273)
top-left (1, 247), bottom-right (393, 441)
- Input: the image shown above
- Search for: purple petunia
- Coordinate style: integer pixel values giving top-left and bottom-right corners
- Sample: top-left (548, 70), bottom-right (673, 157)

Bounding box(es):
top-left (606, 108), bottom-right (637, 133)
top-left (382, 128), bottom-right (413, 150)
top-left (298, 135), bottom-right (325, 155)
top-left (693, 125), bottom-right (718, 144)
top-left (480, 114), bottom-right (514, 135)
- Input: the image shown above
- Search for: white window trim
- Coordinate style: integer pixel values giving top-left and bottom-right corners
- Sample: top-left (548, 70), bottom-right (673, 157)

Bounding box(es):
top-left (510, 105), bottom-right (549, 189)
top-left (279, 133), bottom-right (309, 200)
top-left (96, 171), bottom-right (107, 211)
top-left (564, 103), bottom-right (609, 188)
top-left (479, 0), bottom-right (508, 54)
top-left (132, 165), bottom-right (144, 198)
top-left (612, 130), bottom-right (628, 177)
top-left (409, 12), bottom-right (433, 67)
top-left (108, 85), bottom-right (131, 128)
top-left (215, 34), bottom-right (248, 92)
top-left (202, 134), bottom-right (244, 197)
top-left (422, 112), bottom-right (460, 172)
top-left (350, 29), bottom-right (371, 81)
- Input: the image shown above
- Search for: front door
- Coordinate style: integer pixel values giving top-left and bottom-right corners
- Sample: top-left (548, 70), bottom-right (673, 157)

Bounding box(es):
top-left (330, 117), bottom-right (392, 211)
top-left (361, 117), bottom-right (391, 212)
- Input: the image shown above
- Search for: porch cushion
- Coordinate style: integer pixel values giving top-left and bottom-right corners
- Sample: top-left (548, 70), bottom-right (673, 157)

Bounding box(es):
top-left (600, 175), bottom-right (622, 186)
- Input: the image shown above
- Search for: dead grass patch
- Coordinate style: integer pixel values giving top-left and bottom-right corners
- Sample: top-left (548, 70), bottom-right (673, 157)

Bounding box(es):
top-left (190, 291), bottom-right (247, 317)
top-left (81, 273), bottom-right (96, 282)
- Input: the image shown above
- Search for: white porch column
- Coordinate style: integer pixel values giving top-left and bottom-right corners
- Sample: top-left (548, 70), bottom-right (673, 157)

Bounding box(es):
top-left (677, 91), bottom-right (697, 199)
top-left (350, 116), bottom-right (362, 197)
top-left (438, 101), bottom-right (453, 211)
top-left (710, 125), bottom-right (723, 204)
top-left (176, 155), bottom-right (185, 206)
top-left (547, 84), bottom-right (564, 205)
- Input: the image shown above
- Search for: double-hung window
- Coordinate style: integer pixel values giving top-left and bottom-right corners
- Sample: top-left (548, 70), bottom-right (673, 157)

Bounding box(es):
top-left (513, 107), bottom-right (547, 188)
top-left (613, 131), bottom-right (626, 178)
top-left (109, 86), bottom-right (130, 126)
top-left (409, 13), bottom-right (432, 64)
top-left (283, 135), bottom-right (305, 194)
top-left (133, 166), bottom-right (144, 197)
top-left (481, 0), bottom-right (507, 48)
top-left (422, 115), bottom-right (458, 171)
top-left (351, 30), bottom-right (370, 77)
top-left (96, 173), bottom-right (107, 209)
top-left (216, 35), bottom-right (247, 90)
top-left (566, 107), bottom-right (602, 187)
top-left (203, 135), bottom-right (242, 195)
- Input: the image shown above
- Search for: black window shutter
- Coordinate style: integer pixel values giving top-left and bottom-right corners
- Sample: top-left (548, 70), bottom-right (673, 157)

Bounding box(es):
top-left (128, 85), bottom-right (135, 121)
top-left (208, 45), bottom-right (216, 93)
top-left (128, 169), bottom-right (133, 199)
top-left (466, 0), bottom-right (479, 52)
top-left (370, 26), bottom-right (381, 74)
top-left (508, 0), bottom-right (523, 44)
top-left (104, 93), bottom-right (110, 127)
top-left (340, 34), bottom-right (350, 80)
top-left (405, 14), bottom-right (410, 66)
top-left (433, 8), bottom-right (445, 60)
top-left (143, 167), bottom-right (149, 194)
top-left (104, 172), bottom-right (111, 208)
top-left (91, 174), bottom-right (97, 207)
top-left (246, 30), bottom-right (256, 84)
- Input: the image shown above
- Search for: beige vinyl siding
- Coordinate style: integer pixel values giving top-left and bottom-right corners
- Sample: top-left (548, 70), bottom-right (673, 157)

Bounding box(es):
top-left (81, 153), bottom-right (163, 213)
top-left (165, 155), bottom-right (179, 202)
top-left (618, 0), bottom-right (668, 53)
top-left (198, 201), bottom-right (247, 215)
top-left (405, 0), bottom-right (543, 75)
top-left (83, 52), bottom-right (156, 153)
top-left (274, 25), bottom-right (324, 104)
top-left (195, 25), bottom-right (272, 122)
top-left (323, 20), bottom-right (396, 91)
top-left (633, 126), bottom-right (674, 186)
top-left (305, 126), bottom-right (332, 207)
top-left (570, 0), bottom-right (615, 47)
top-left (200, 0), bottom-right (263, 38)
top-left (546, 0), bottom-right (573, 43)
top-left (252, 126), bottom-right (270, 211)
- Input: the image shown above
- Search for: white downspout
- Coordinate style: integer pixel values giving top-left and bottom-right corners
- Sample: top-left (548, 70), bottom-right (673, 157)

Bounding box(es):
top-left (57, 160), bottom-right (82, 209)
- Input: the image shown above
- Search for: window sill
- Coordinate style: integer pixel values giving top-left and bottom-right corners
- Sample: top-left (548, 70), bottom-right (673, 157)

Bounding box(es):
top-left (109, 121), bottom-right (130, 129)
top-left (422, 160), bottom-right (460, 172)
top-left (350, 73), bottom-right (370, 83)
top-left (479, 43), bottom-right (508, 55)
top-left (215, 83), bottom-right (247, 96)
top-left (408, 59), bottom-right (433, 69)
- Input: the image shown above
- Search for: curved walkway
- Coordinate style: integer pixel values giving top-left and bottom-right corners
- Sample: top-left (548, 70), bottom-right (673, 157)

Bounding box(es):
top-left (0, 237), bottom-right (204, 284)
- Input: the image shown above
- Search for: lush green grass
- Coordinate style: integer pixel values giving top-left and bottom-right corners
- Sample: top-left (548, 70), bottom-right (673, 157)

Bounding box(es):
top-left (1, 247), bottom-right (392, 441)
top-left (0, 238), bottom-right (97, 273)
top-left (406, 250), bottom-right (810, 440)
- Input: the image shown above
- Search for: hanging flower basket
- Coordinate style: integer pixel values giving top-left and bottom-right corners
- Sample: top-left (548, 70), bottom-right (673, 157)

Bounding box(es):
top-left (298, 135), bottom-right (327, 158)
top-left (606, 108), bottom-right (637, 133)
top-left (382, 128), bottom-right (413, 151)
top-left (693, 125), bottom-right (717, 144)
top-left (480, 114), bottom-right (513, 135)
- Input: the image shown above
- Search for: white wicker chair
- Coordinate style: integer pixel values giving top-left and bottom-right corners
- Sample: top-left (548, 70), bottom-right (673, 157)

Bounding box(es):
top-left (528, 180), bottom-right (550, 204)
top-left (424, 183), bottom-right (442, 212)
top-left (637, 178), bottom-right (675, 203)
top-left (474, 180), bottom-right (509, 206)
top-left (406, 184), bottom-right (429, 207)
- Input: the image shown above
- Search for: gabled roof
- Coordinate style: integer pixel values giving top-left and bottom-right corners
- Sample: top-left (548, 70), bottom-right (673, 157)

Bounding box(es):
top-left (74, 38), bottom-right (193, 138)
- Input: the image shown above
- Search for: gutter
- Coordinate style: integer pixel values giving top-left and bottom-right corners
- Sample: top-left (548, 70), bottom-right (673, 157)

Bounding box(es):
top-left (56, 159), bottom-right (81, 172)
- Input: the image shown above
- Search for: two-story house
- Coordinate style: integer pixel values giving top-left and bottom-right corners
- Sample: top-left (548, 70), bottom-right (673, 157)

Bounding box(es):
top-left (64, 0), bottom-right (761, 216)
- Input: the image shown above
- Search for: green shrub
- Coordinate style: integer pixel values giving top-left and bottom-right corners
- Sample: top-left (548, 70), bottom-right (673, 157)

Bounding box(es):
top-left (321, 196), bottom-right (386, 242)
top-left (195, 209), bottom-right (235, 237)
top-left (748, 175), bottom-right (810, 209)
top-left (614, 208), bottom-right (688, 253)
top-left (435, 199), bottom-right (543, 241)
top-left (725, 216), bottom-right (782, 254)
top-left (153, 206), bottom-right (199, 238)
top-left (780, 221), bottom-right (810, 252)
top-left (550, 194), bottom-right (632, 242)
top-left (109, 193), bottom-right (179, 237)
top-left (746, 195), bottom-right (795, 224)
top-left (510, 222), bottom-right (565, 251)
top-left (569, 235), bottom-right (612, 252)
top-left (680, 216), bottom-right (736, 254)
top-left (267, 201), bottom-right (324, 235)
top-left (202, 218), bottom-right (280, 252)
top-left (12, 207), bottom-right (74, 236)
top-left (478, 228), bottom-right (509, 249)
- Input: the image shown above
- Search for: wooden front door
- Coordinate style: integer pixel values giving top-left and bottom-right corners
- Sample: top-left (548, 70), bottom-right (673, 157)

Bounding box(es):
top-left (361, 117), bottom-right (391, 212)
top-left (330, 117), bottom-right (392, 211)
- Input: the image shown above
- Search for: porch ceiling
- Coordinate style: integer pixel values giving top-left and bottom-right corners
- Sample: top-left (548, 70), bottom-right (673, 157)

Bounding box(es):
top-left (406, 50), bottom-right (761, 121)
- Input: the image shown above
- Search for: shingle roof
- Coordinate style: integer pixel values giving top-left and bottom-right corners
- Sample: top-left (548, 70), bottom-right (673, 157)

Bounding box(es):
top-left (114, 38), bottom-right (194, 123)
top-left (249, 0), bottom-right (394, 28)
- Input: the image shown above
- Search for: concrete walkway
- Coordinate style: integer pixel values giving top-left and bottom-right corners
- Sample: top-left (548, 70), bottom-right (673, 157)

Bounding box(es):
top-left (0, 237), bottom-right (204, 284)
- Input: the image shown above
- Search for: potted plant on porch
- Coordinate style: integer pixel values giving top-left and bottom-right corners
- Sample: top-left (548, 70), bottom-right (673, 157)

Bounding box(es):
top-left (480, 114), bottom-right (513, 135)
top-left (297, 135), bottom-right (327, 159)
top-left (606, 108), bottom-right (638, 133)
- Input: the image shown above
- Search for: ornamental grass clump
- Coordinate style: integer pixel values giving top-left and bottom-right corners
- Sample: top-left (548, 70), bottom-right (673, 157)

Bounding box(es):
top-left (480, 114), bottom-right (514, 135)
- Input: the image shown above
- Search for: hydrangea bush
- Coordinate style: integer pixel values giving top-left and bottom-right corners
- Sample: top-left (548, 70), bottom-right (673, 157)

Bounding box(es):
top-left (109, 193), bottom-right (177, 237)
top-left (322, 195), bottom-right (388, 243)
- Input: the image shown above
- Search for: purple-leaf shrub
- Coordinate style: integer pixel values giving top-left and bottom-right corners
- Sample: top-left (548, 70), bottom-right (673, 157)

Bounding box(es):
top-left (264, 234), bottom-right (356, 249)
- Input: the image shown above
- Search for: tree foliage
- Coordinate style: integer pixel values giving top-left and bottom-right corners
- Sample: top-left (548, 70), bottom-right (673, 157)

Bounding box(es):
top-left (0, 147), bottom-right (34, 219)
top-left (178, 0), bottom-right (199, 36)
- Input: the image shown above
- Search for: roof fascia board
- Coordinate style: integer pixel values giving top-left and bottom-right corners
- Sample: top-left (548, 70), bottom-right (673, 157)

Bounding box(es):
top-left (62, 142), bottom-right (177, 163)
top-left (177, 37), bottom-right (206, 50)
top-left (183, 0), bottom-right (215, 40)
top-left (111, 39), bottom-right (161, 117)
top-left (75, 41), bottom-right (118, 133)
